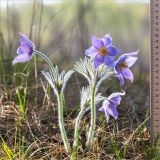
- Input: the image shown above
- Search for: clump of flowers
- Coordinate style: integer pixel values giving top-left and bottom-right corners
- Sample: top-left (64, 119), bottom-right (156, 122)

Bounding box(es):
top-left (13, 33), bottom-right (138, 158)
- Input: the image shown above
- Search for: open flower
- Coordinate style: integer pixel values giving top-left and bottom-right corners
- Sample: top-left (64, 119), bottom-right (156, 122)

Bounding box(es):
top-left (115, 50), bottom-right (139, 86)
top-left (85, 34), bottom-right (121, 68)
top-left (99, 91), bottom-right (125, 122)
top-left (12, 33), bottom-right (35, 65)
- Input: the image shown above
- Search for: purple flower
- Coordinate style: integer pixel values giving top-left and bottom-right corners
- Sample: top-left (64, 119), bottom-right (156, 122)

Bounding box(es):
top-left (85, 34), bottom-right (121, 68)
top-left (99, 91), bottom-right (125, 122)
top-left (115, 50), bottom-right (139, 86)
top-left (12, 33), bottom-right (35, 65)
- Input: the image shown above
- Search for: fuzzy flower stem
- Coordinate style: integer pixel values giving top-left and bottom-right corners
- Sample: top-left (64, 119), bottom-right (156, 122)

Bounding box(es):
top-left (73, 108), bottom-right (85, 150)
top-left (34, 50), bottom-right (55, 73)
top-left (86, 86), bottom-right (96, 148)
top-left (34, 50), bottom-right (71, 152)
top-left (57, 93), bottom-right (71, 153)
top-left (71, 109), bottom-right (85, 160)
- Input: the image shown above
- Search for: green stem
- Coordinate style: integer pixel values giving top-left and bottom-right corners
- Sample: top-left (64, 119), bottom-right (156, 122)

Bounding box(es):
top-left (86, 86), bottom-right (96, 148)
top-left (73, 109), bottom-right (84, 150)
top-left (57, 93), bottom-right (71, 153)
top-left (34, 50), bottom-right (71, 152)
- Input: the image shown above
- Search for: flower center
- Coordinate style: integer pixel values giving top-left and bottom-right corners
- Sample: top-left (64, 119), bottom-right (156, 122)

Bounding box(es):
top-left (118, 61), bottom-right (127, 70)
top-left (99, 46), bottom-right (108, 56)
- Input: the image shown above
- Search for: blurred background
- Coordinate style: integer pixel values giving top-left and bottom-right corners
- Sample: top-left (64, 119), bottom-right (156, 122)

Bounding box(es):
top-left (0, 0), bottom-right (149, 108)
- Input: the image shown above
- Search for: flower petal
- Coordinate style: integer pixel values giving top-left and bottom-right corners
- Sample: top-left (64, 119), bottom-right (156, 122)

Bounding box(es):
top-left (102, 34), bottom-right (112, 47)
top-left (94, 54), bottom-right (104, 68)
top-left (85, 46), bottom-right (98, 58)
top-left (100, 99), bottom-right (119, 122)
top-left (19, 33), bottom-right (34, 48)
top-left (91, 35), bottom-right (103, 49)
top-left (106, 104), bottom-right (118, 120)
top-left (17, 47), bottom-right (24, 54)
top-left (109, 91), bottom-right (125, 98)
top-left (94, 60), bottom-right (103, 69)
top-left (108, 46), bottom-right (121, 56)
top-left (104, 108), bottom-right (110, 122)
top-left (108, 91), bottom-right (125, 105)
top-left (115, 73), bottom-right (125, 86)
top-left (117, 50), bottom-right (139, 67)
top-left (123, 50), bottom-right (139, 57)
top-left (99, 106), bottom-right (104, 112)
top-left (121, 68), bottom-right (134, 82)
top-left (116, 55), bottom-right (127, 65)
top-left (99, 100), bottom-right (110, 122)
top-left (125, 56), bottom-right (138, 68)
top-left (12, 53), bottom-right (32, 65)
top-left (18, 41), bottom-right (32, 54)
top-left (104, 55), bottom-right (115, 68)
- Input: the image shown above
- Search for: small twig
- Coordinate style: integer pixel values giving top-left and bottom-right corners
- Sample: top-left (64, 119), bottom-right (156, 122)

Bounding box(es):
top-left (40, 78), bottom-right (50, 108)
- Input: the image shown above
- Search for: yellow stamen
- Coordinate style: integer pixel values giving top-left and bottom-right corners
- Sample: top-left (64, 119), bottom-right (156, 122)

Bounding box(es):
top-left (98, 46), bottom-right (108, 56)
top-left (119, 61), bottom-right (127, 70)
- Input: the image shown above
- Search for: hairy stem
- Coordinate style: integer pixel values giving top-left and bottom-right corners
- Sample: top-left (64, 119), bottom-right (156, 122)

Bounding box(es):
top-left (73, 109), bottom-right (84, 150)
top-left (57, 93), bottom-right (71, 153)
top-left (34, 50), bottom-right (55, 73)
top-left (34, 50), bottom-right (71, 152)
top-left (86, 86), bottom-right (96, 148)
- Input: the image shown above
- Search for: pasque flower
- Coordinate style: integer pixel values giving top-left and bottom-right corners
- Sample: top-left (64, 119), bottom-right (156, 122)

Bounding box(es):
top-left (115, 50), bottom-right (139, 86)
top-left (12, 33), bottom-right (35, 65)
top-left (85, 34), bottom-right (121, 68)
top-left (99, 91), bottom-right (125, 122)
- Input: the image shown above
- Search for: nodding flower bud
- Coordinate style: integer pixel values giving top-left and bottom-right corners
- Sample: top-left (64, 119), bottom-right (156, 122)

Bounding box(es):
top-left (42, 68), bottom-right (74, 95)
top-left (55, 81), bottom-right (63, 93)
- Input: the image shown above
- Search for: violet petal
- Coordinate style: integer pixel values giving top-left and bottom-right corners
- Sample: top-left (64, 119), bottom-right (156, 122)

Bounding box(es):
top-left (94, 54), bottom-right (104, 68)
top-left (104, 55), bottom-right (115, 68)
top-left (91, 35), bottom-right (103, 49)
top-left (106, 104), bottom-right (118, 120)
top-left (85, 46), bottom-right (98, 58)
top-left (125, 56), bottom-right (138, 67)
top-left (102, 34), bottom-right (112, 47)
top-left (116, 73), bottom-right (125, 86)
top-left (12, 53), bottom-right (32, 65)
top-left (121, 68), bottom-right (134, 82)
top-left (108, 46), bottom-right (121, 56)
